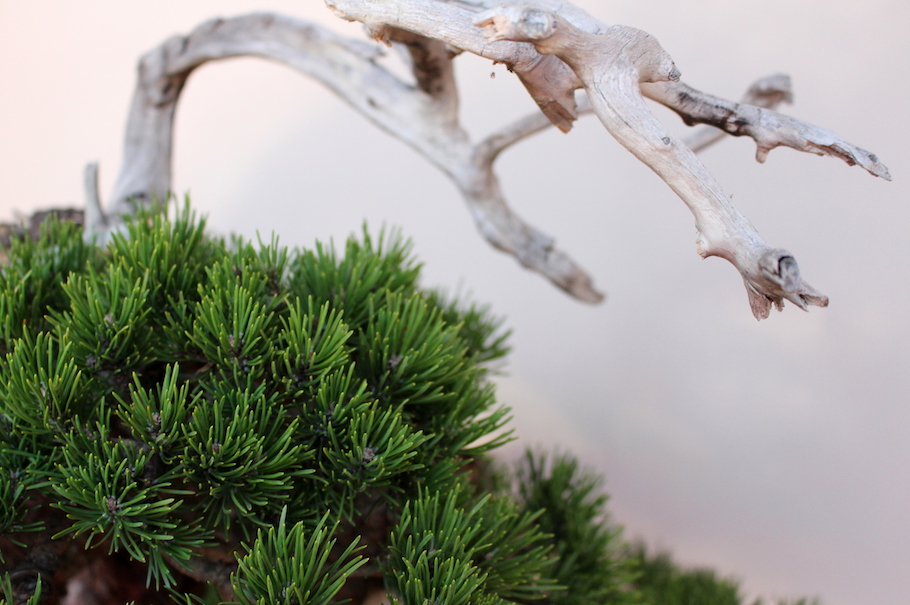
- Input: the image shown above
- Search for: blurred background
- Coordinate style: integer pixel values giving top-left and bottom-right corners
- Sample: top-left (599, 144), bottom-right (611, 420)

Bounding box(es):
top-left (1, 1), bottom-right (907, 603)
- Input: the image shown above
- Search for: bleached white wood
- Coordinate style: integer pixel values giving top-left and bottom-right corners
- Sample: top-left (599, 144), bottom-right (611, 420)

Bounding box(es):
top-left (642, 79), bottom-right (890, 178)
top-left (329, 0), bottom-right (887, 317)
top-left (89, 3), bottom-right (890, 318)
top-left (90, 12), bottom-right (603, 302)
top-left (682, 74), bottom-right (794, 153)
top-left (83, 162), bottom-right (105, 238)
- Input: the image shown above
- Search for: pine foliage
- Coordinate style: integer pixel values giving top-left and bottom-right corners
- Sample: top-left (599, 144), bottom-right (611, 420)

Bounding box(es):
top-left (627, 544), bottom-right (823, 605)
top-left (0, 206), bottom-right (552, 604)
top-left (0, 206), bottom-right (817, 605)
top-left (514, 452), bottom-right (639, 605)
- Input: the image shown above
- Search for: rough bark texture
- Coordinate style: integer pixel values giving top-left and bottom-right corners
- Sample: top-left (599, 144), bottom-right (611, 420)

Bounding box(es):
top-left (83, 1), bottom-right (889, 319)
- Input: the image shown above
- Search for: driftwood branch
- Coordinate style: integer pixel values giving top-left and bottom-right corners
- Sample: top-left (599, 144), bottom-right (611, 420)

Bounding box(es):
top-left (88, 2), bottom-right (890, 319)
top-left (90, 12), bottom-right (602, 302)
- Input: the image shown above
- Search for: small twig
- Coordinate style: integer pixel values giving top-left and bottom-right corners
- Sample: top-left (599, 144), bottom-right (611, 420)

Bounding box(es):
top-left (82, 162), bottom-right (107, 238)
top-left (643, 79), bottom-right (890, 179)
top-left (683, 73), bottom-right (794, 152)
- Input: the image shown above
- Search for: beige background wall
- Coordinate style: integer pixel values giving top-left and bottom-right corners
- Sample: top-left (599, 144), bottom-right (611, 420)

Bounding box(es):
top-left (2, 2), bottom-right (907, 604)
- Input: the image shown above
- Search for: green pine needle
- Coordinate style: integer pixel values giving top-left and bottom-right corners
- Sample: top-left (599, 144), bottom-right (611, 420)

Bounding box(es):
top-left (231, 508), bottom-right (367, 605)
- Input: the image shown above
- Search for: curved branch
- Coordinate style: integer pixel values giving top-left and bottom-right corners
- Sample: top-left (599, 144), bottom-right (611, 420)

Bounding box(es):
top-left (93, 12), bottom-right (603, 302)
top-left (327, 0), bottom-right (584, 130)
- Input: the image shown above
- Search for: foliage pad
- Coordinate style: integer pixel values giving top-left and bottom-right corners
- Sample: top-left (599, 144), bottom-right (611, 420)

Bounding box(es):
top-left (0, 207), bottom-right (816, 605)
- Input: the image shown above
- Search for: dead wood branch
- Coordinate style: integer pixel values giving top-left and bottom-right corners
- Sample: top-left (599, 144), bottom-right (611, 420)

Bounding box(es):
top-left (87, 2), bottom-right (889, 318)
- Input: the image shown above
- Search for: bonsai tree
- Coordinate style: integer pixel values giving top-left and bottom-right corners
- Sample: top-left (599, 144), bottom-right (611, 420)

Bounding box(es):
top-left (4, 1), bottom-right (883, 602)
